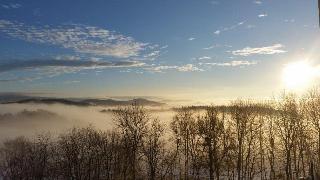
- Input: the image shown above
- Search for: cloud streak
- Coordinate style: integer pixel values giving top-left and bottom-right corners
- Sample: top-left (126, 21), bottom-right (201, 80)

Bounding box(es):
top-left (200, 60), bottom-right (257, 67)
top-left (258, 14), bottom-right (268, 18)
top-left (253, 1), bottom-right (262, 4)
top-left (203, 44), bottom-right (232, 50)
top-left (146, 64), bottom-right (203, 73)
top-left (0, 59), bottom-right (145, 73)
top-left (1, 3), bottom-right (21, 9)
top-left (232, 44), bottom-right (286, 56)
top-left (198, 56), bottom-right (211, 60)
top-left (214, 21), bottom-right (245, 35)
top-left (0, 20), bottom-right (155, 58)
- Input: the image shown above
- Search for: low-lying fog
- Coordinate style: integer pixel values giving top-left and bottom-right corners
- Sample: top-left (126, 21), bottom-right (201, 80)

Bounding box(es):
top-left (0, 104), bottom-right (175, 143)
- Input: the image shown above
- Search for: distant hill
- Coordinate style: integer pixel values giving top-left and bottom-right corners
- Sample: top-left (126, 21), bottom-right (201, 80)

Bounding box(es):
top-left (1, 96), bottom-right (166, 107)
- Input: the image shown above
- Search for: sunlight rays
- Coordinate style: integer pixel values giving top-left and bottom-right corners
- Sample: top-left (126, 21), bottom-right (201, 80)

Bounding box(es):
top-left (282, 61), bottom-right (319, 91)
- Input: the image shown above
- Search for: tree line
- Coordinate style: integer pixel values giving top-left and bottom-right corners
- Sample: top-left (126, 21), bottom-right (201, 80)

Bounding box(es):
top-left (1, 91), bottom-right (320, 179)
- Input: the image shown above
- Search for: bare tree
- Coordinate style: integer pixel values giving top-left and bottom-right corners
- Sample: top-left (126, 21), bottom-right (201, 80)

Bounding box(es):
top-left (0, 134), bottom-right (52, 180)
top-left (113, 103), bottom-right (150, 179)
top-left (197, 107), bottom-right (229, 180)
top-left (230, 100), bottom-right (258, 180)
top-left (275, 93), bottom-right (300, 179)
top-left (142, 119), bottom-right (165, 180)
top-left (170, 107), bottom-right (197, 180)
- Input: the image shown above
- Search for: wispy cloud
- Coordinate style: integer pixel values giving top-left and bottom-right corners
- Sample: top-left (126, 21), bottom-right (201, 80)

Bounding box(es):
top-left (146, 64), bottom-right (203, 73)
top-left (198, 56), bottom-right (211, 60)
top-left (1, 3), bottom-right (21, 9)
top-left (231, 44), bottom-right (286, 56)
top-left (0, 59), bottom-right (144, 73)
top-left (54, 55), bottom-right (81, 61)
top-left (177, 64), bottom-right (203, 72)
top-left (200, 60), bottom-right (257, 67)
top-left (0, 77), bottom-right (36, 83)
top-left (214, 21), bottom-right (245, 35)
top-left (142, 50), bottom-right (161, 61)
top-left (0, 59), bottom-right (146, 81)
top-left (160, 45), bottom-right (169, 49)
top-left (0, 20), bottom-right (159, 58)
top-left (246, 25), bottom-right (256, 29)
top-left (63, 80), bottom-right (81, 84)
top-left (284, 19), bottom-right (295, 23)
top-left (253, 1), bottom-right (262, 4)
top-left (214, 30), bottom-right (221, 35)
top-left (188, 37), bottom-right (196, 41)
top-left (258, 13), bottom-right (268, 18)
top-left (203, 44), bottom-right (232, 50)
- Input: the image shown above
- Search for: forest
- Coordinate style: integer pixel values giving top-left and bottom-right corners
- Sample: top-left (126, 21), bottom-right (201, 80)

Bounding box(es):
top-left (1, 91), bottom-right (320, 180)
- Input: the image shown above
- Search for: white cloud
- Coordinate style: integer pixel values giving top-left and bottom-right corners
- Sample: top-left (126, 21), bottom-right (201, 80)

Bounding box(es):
top-left (177, 64), bottom-right (203, 72)
top-left (0, 20), bottom-right (158, 58)
top-left (64, 80), bottom-right (80, 84)
top-left (203, 45), bottom-right (219, 50)
top-left (214, 21), bottom-right (245, 35)
top-left (188, 37), bottom-right (196, 41)
top-left (246, 24), bottom-right (256, 29)
top-left (55, 55), bottom-right (81, 61)
top-left (200, 60), bottom-right (257, 67)
top-left (146, 64), bottom-right (203, 73)
top-left (198, 56), bottom-right (211, 60)
top-left (222, 60), bottom-right (257, 66)
top-left (147, 65), bottom-right (177, 73)
top-left (203, 44), bottom-right (232, 50)
top-left (143, 50), bottom-right (161, 61)
top-left (160, 45), bottom-right (169, 49)
top-left (1, 3), bottom-right (21, 9)
top-left (232, 44), bottom-right (287, 56)
top-left (258, 14), bottom-right (268, 18)
top-left (253, 1), bottom-right (262, 4)
top-left (0, 59), bottom-right (146, 80)
top-left (284, 19), bottom-right (295, 23)
top-left (214, 30), bottom-right (221, 35)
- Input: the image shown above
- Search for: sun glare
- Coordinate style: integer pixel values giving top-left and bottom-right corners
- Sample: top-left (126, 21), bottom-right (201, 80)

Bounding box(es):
top-left (282, 61), bottom-right (315, 91)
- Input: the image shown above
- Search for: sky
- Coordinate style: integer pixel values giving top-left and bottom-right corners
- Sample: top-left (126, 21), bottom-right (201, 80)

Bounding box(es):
top-left (0, 0), bottom-right (319, 104)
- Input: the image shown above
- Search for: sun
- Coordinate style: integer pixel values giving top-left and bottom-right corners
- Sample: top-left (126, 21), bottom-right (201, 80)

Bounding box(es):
top-left (282, 61), bottom-right (315, 90)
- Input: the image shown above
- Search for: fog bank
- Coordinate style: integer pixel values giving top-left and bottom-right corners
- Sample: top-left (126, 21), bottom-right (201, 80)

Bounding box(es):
top-left (0, 104), bottom-right (174, 142)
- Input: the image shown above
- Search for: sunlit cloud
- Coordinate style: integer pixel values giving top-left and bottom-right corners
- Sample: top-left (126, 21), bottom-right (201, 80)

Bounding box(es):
top-left (258, 14), bottom-right (268, 18)
top-left (143, 50), bottom-right (161, 60)
top-left (203, 44), bottom-right (232, 50)
top-left (54, 55), bottom-right (81, 61)
top-left (160, 45), bottom-right (169, 49)
top-left (146, 64), bottom-right (203, 73)
top-left (246, 24), bottom-right (256, 29)
top-left (198, 56), bottom-right (211, 60)
top-left (214, 21), bottom-right (245, 35)
top-left (214, 30), bottom-right (221, 35)
top-left (188, 37), bottom-right (196, 41)
top-left (63, 80), bottom-right (81, 84)
top-left (1, 3), bottom-right (21, 9)
top-left (232, 44), bottom-right (286, 56)
top-left (253, 1), bottom-right (262, 4)
top-left (0, 59), bottom-right (145, 79)
top-left (0, 20), bottom-right (159, 58)
top-left (177, 64), bottom-right (203, 72)
top-left (284, 19), bottom-right (295, 23)
top-left (200, 60), bottom-right (257, 67)
top-left (0, 77), bottom-right (37, 83)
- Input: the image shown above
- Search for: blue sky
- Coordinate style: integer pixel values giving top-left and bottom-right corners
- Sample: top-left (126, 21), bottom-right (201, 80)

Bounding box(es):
top-left (0, 0), bottom-right (319, 103)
